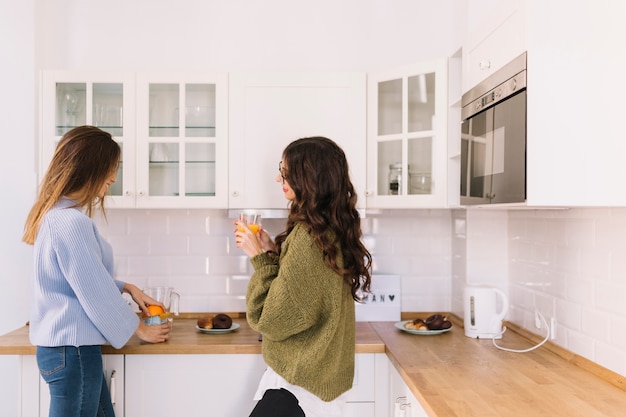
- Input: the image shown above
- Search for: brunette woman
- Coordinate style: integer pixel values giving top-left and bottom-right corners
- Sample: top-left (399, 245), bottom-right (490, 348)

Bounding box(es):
top-left (235, 136), bottom-right (372, 417)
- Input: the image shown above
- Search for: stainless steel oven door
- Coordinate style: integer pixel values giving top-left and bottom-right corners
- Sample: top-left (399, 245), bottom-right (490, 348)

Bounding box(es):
top-left (461, 90), bottom-right (526, 205)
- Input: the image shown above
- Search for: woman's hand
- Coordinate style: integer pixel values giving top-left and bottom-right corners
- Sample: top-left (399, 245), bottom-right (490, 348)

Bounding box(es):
top-left (257, 227), bottom-right (277, 253)
top-left (123, 283), bottom-right (166, 318)
top-left (234, 221), bottom-right (275, 258)
top-left (135, 320), bottom-right (170, 343)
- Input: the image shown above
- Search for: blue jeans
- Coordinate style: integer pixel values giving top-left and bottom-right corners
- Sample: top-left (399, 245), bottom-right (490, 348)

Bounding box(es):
top-left (36, 345), bottom-right (115, 417)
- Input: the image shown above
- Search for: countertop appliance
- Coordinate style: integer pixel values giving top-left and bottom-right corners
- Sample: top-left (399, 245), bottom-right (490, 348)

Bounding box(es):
top-left (463, 285), bottom-right (509, 339)
top-left (461, 52), bottom-right (527, 205)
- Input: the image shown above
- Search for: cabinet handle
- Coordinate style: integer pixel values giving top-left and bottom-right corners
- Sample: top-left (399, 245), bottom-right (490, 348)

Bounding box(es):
top-left (124, 190), bottom-right (133, 197)
top-left (138, 191), bottom-right (145, 197)
top-left (110, 370), bottom-right (117, 405)
top-left (394, 397), bottom-right (411, 417)
top-left (479, 60), bottom-right (491, 70)
top-left (232, 191), bottom-right (240, 197)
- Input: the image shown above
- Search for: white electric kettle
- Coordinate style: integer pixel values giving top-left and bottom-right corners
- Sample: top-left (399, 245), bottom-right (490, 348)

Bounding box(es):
top-left (463, 285), bottom-right (509, 339)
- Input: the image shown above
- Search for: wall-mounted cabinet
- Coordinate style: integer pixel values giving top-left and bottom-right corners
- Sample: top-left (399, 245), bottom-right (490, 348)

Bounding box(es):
top-left (41, 71), bottom-right (137, 207)
top-left (366, 59), bottom-right (449, 208)
top-left (135, 72), bottom-right (228, 208)
top-left (463, 0), bottom-right (528, 94)
top-left (464, 0), bottom-right (626, 207)
top-left (40, 71), bottom-right (228, 209)
top-left (43, 65), bottom-right (458, 211)
top-left (228, 72), bottom-right (366, 211)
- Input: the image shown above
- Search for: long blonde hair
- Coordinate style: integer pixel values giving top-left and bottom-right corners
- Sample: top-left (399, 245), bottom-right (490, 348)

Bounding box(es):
top-left (23, 126), bottom-right (120, 245)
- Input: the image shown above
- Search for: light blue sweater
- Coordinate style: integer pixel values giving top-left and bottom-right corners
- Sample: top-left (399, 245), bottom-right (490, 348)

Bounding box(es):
top-left (29, 197), bottom-right (139, 349)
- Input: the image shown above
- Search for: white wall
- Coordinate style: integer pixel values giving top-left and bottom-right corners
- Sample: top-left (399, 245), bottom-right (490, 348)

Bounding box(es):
top-left (0, 1), bottom-right (36, 416)
top-left (37, 0), bottom-right (463, 71)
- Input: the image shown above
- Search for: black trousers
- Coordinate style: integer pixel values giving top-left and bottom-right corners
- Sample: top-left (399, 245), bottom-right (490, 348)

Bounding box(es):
top-left (248, 388), bottom-right (306, 417)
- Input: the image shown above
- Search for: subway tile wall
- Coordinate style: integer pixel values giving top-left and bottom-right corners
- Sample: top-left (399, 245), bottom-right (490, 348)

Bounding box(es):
top-left (508, 208), bottom-right (626, 378)
top-left (94, 209), bottom-right (453, 315)
top-left (95, 206), bottom-right (626, 377)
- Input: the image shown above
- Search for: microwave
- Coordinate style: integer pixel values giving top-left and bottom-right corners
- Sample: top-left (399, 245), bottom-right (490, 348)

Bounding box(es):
top-left (461, 52), bottom-right (527, 205)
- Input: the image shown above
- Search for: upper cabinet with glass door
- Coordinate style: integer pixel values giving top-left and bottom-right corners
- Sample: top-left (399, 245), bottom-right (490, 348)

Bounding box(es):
top-left (41, 71), bottom-right (136, 208)
top-left (135, 72), bottom-right (228, 208)
top-left (366, 59), bottom-right (448, 208)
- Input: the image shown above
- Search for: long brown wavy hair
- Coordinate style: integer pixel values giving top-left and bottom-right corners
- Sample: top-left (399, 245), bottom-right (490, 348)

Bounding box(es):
top-left (22, 126), bottom-right (120, 245)
top-left (274, 136), bottom-right (372, 301)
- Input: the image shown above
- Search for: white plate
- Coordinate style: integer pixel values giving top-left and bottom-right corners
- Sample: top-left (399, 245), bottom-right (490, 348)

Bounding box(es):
top-left (195, 323), bottom-right (240, 334)
top-left (394, 320), bottom-right (452, 335)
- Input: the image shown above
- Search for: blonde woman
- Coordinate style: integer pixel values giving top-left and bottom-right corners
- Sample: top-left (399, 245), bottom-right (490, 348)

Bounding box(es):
top-left (23, 126), bottom-right (170, 417)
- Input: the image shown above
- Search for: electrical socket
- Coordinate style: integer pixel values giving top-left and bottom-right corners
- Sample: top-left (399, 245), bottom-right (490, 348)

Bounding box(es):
top-left (550, 317), bottom-right (557, 340)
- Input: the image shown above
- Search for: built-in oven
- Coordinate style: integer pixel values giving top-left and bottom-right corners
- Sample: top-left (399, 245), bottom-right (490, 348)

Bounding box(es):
top-left (461, 52), bottom-right (527, 205)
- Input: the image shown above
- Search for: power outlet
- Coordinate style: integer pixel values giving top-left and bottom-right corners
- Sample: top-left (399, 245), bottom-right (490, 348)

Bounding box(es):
top-left (550, 317), bottom-right (557, 340)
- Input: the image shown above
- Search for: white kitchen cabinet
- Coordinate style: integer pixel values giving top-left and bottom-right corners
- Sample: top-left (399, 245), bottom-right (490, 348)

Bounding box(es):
top-left (125, 353), bottom-right (383, 417)
top-left (463, 0), bottom-right (626, 206)
top-left (40, 71), bottom-right (228, 209)
top-left (228, 72), bottom-right (366, 211)
top-left (20, 352), bottom-right (388, 417)
top-left (41, 71), bottom-right (137, 208)
top-left (125, 354), bottom-right (266, 416)
top-left (343, 353), bottom-right (388, 417)
top-left (135, 72), bottom-right (228, 208)
top-left (462, 0), bottom-right (528, 93)
top-left (388, 361), bottom-right (429, 417)
top-left (366, 59), bottom-right (449, 208)
top-left (22, 354), bottom-right (125, 417)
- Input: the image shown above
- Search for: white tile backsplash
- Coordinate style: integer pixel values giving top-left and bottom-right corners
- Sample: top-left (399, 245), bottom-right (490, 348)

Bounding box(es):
top-left (95, 208), bottom-right (454, 315)
top-left (95, 206), bottom-right (626, 378)
top-left (508, 208), bottom-right (626, 377)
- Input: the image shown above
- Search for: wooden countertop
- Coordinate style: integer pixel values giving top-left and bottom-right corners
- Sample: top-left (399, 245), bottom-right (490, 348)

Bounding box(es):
top-left (371, 320), bottom-right (626, 417)
top-left (3, 316), bottom-right (626, 416)
top-left (0, 318), bottom-right (385, 355)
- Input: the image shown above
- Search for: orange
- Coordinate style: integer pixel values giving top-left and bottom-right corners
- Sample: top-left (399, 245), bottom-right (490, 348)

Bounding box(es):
top-left (145, 305), bottom-right (165, 317)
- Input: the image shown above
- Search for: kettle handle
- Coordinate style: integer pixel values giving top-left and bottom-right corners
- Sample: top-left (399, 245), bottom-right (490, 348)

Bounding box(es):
top-left (493, 288), bottom-right (509, 321)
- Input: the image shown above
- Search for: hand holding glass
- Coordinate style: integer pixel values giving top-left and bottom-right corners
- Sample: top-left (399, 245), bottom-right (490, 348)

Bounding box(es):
top-left (238, 213), bottom-right (261, 235)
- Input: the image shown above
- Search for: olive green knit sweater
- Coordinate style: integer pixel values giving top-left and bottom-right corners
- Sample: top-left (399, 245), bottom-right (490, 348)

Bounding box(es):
top-left (246, 222), bottom-right (355, 401)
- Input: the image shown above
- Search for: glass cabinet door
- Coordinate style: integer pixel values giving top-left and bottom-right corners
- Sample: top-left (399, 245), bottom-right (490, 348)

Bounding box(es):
top-left (55, 81), bottom-right (125, 136)
top-left (43, 71), bottom-right (136, 208)
top-left (55, 82), bottom-right (86, 135)
top-left (367, 59), bottom-right (448, 208)
top-left (137, 72), bottom-right (227, 208)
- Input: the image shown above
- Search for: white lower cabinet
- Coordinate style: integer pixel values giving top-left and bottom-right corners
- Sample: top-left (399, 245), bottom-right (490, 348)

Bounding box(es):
top-left (126, 353), bottom-right (383, 417)
top-left (125, 354), bottom-right (266, 416)
top-left (343, 353), bottom-right (387, 417)
top-left (389, 362), bottom-right (428, 417)
top-left (22, 352), bottom-right (396, 417)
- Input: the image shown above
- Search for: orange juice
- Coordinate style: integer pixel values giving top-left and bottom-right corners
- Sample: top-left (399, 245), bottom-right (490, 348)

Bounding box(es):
top-left (238, 223), bottom-right (260, 234)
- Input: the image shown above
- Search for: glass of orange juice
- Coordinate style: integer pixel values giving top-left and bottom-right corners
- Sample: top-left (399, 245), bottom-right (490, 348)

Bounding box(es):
top-left (238, 212), bottom-right (261, 235)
